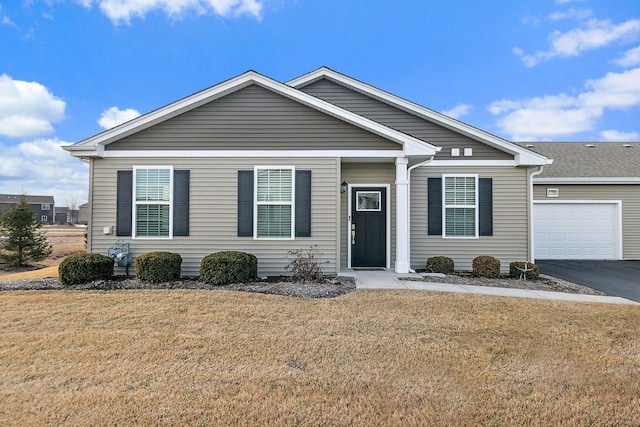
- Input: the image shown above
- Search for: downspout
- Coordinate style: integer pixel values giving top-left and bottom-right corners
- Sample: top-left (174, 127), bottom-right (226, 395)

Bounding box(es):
top-left (529, 166), bottom-right (544, 264)
top-left (407, 156), bottom-right (435, 273)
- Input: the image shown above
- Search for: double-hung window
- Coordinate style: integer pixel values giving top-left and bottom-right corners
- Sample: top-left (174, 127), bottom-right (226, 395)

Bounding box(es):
top-left (443, 175), bottom-right (477, 238)
top-left (133, 166), bottom-right (173, 238)
top-left (255, 167), bottom-right (294, 239)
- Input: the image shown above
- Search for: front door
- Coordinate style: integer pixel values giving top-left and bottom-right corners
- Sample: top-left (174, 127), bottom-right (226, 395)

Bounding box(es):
top-left (351, 187), bottom-right (386, 267)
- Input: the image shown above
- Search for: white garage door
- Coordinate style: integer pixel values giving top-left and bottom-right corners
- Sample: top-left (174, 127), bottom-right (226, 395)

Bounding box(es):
top-left (534, 202), bottom-right (621, 260)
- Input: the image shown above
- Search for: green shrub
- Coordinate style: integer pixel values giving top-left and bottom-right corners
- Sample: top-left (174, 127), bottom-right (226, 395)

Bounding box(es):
top-left (509, 261), bottom-right (540, 280)
top-left (200, 251), bottom-right (257, 285)
top-left (426, 256), bottom-right (454, 274)
top-left (59, 253), bottom-right (114, 286)
top-left (472, 255), bottom-right (501, 278)
top-left (135, 252), bottom-right (182, 282)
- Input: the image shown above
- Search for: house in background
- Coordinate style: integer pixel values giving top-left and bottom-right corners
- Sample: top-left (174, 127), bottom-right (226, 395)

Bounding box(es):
top-left (64, 67), bottom-right (551, 277)
top-left (54, 207), bottom-right (80, 224)
top-left (517, 142), bottom-right (640, 261)
top-left (78, 203), bottom-right (89, 225)
top-left (0, 194), bottom-right (55, 225)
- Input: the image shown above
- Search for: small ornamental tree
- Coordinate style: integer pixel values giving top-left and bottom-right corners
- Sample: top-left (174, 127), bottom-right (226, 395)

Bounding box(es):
top-left (0, 197), bottom-right (52, 267)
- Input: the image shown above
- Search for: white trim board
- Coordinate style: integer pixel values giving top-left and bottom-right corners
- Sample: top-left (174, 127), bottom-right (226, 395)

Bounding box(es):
top-left (102, 150), bottom-right (406, 158)
top-left (534, 177), bottom-right (640, 184)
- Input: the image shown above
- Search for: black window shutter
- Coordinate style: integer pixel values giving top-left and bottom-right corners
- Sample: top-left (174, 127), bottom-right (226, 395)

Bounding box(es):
top-left (237, 170), bottom-right (254, 237)
top-left (116, 170), bottom-right (133, 236)
top-left (295, 170), bottom-right (311, 237)
top-left (479, 178), bottom-right (493, 236)
top-left (173, 170), bottom-right (190, 236)
top-left (427, 177), bottom-right (442, 235)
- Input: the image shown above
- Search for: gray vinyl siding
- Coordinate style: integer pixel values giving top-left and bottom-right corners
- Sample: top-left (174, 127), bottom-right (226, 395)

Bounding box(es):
top-left (299, 78), bottom-right (514, 161)
top-left (340, 163), bottom-right (396, 269)
top-left (411, 166), bottom-right (530, 272)
top-left (106, 84), bottom-right (400, 151)
top-left (533, 184), bottom-right (640, 259)
top-left (89, 157), bottom-right (339, 277)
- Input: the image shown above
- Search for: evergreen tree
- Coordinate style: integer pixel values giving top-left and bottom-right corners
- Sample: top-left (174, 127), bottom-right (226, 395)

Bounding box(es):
top-left (0, 197), bottom-right (52, 267)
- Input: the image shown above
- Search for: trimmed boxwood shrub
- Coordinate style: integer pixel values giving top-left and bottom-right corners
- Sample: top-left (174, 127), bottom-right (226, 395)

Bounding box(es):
top-left (200, 251), bottom-right (257, 285)
top-left (472, 255), bottom-right (501, 278)
top-left (509, 261), bottom-right (540, 280)
top-left (426, 256), bottom-right (454, 274)
top-left (59, 253), bottom-right (114, 286)
top-left (135, 251), bottom-right (182, 282)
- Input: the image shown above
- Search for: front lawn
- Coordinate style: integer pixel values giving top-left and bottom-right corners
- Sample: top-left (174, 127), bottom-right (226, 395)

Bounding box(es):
top-left (1, 290), bottom-right (639, 425)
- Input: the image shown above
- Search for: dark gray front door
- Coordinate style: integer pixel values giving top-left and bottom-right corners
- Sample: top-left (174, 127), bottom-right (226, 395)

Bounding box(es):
top-left (351, 187), bottom-right (386, 267)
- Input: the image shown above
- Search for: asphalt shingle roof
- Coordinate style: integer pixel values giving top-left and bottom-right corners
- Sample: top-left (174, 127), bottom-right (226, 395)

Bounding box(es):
top-left (0, 194), bottom-right (55, 204)
top-left (515, 142), bottom-right (640, 178)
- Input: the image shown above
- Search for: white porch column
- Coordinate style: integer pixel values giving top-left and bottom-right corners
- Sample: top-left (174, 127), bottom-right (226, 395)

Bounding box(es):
top-left (395, 157), bottom-right (410, 273)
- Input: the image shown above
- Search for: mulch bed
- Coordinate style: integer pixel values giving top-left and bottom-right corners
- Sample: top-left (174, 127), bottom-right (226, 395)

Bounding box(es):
top-left (0, 276), bottom-right (357, 299)
top-left (0, 268), bottom-right (606, 297)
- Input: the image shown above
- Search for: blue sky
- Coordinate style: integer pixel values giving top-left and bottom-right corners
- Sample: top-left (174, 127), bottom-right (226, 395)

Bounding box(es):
top-left (1, 0), bottom-right (639, 205)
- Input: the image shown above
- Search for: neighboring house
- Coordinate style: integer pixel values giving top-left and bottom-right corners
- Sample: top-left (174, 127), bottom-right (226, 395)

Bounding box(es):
top-left (516, 142), bottom-right (640, 261)
top-left (54, 207), bottom-right (80, 224)
top-left (78, 202), bottom-right (89, 225)
top-left (0, 194), bottom-right (55, 225)
top-left (64, 67), bottom-right (550, 276)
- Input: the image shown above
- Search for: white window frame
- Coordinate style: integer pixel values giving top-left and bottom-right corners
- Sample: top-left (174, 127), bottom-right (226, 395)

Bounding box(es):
top-left (41, 215), bottom-right (48, 222)
top-left (254, 166), bottom-right (295, 240)
top-left (132, 166), bottom-right (174, 239)
top-left (41, 204), bottom-right (50, 210)
top-left (442, 174), bottom-right (479, 239)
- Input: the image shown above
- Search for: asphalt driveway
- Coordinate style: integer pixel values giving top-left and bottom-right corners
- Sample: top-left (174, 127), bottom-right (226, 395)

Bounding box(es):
top-left (536, 260), bottom-right (640, 303)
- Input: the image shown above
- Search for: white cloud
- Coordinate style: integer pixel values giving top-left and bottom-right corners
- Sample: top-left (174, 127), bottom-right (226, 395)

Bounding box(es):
top-left (515, 19), bottom-right (640, 67)
top-left (85, 0), bottom-right (264, 24)
top-left (600, 130), bottom-right (640, 141)
top-left (0, 74), bottom-right (66, 138)
top-left (98, 106), bottom-right (141, 129)
top-left (615, 45), bottom-right (640, 67)
top-left (489, 68), bottom-right (640, 140)
top-left (0, 138), bottom-right (89, 205)
top-left (549, 8), bottom-right (592, 21)
top-left (441, 104), bottom-right (472, 119)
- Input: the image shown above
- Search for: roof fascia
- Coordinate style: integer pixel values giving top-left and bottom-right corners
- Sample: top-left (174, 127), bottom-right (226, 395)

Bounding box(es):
top-left (67, 70), bottom-right (438, 158)
top-left (287, 67), bottom-right (549, 166)
top-left (534, 177), bottom-right (640, 184)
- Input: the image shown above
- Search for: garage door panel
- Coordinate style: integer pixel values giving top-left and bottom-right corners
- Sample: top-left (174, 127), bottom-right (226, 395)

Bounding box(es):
top-left (534, 203), bottom-right (620, 260)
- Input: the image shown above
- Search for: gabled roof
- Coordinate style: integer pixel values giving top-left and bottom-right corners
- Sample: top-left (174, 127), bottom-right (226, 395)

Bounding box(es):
top-left (516, 142), bottom-right (640, 183)
top-left (64, 70), bottom-right (439, 158)
top-left (288, 67), bottom-right (550, 166)
top-left (0, 194), bottom-right (54, 204)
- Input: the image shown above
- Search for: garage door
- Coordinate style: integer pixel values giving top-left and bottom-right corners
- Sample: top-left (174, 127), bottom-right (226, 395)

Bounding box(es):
top-left (534, 202), bottom-right (620, 260)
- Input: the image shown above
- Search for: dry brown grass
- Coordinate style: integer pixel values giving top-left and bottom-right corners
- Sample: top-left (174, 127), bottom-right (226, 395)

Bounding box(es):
top-left (43, 226), bottom-right (86, 264)
top-left (1, 290), bottom-right (639, 426)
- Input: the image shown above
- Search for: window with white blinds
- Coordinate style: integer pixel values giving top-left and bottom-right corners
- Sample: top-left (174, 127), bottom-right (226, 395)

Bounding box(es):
top-left (134, 167), bottom-right (173, 237)
top-left (443, 175), bottom-right (477, 237)
top-left (255, 167), bottom-right (294, 238)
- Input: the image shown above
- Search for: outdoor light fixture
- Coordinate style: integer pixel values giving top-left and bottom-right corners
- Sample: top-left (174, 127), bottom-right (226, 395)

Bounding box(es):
top-left (341, 181), bottom-right (348, 194)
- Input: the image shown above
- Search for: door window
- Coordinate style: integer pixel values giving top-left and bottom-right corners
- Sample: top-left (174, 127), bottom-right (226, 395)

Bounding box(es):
top-left (356, 191), bottom-right (381, 211)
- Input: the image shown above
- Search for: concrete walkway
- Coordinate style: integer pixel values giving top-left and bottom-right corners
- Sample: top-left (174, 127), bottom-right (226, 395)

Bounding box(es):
top-left (339, 270), bottom-right (640, 305)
